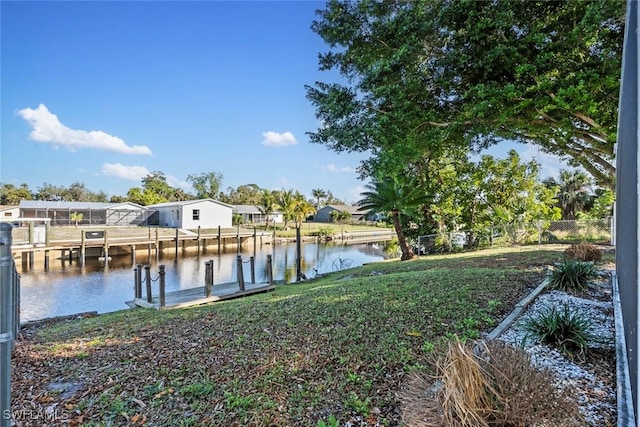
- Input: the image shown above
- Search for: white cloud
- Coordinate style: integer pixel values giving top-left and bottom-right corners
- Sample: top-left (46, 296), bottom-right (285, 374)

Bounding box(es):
top-left (101, 163), bottom-right (150, 181)
top-left (326, 163), bottom-right (356, 173)
top-left (347, 185), bottom-right (366, 203)
top-left (261, 131), bottom-right (297, 147)
top-left (166, 175), bottom-right (191, 191)
top-left (18, 104), bottom-right (152, 155)
top-left (519, 145), bottom-right (576, 180)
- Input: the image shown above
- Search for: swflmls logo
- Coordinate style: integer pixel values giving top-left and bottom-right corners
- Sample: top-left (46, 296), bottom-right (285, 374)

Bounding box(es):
top-left (2, 410), bottom-right (10, 419)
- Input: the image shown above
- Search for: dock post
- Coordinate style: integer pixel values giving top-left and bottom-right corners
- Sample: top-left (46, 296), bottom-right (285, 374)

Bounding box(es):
top-left (134, 264), bottom-right (142, 299)
top-left (236, 224), bottom-right (240, 255)
top-left (296, 227), bottom-right (302, 282)
top-left (44, 250), bottom-right (50, 271)
top-left (159, 265), bottom-right (166, 308)
top-left (217, 226), bottom-right (221, 253)
top-left (237, 255), bottom-right (245, 291)
top-left (155, 228), bottom-right (159, 260)
top-left (250, 256), bottom-right (255, 284)
top-left (131, 244), bottom-right (137, 264)
top-left (29, 251), bottom-right (34, 270)
top-left (1, 223), bottom-right (14, 426)
top-left (267, 254), bottom-right (273, 285)
top-left (45, 221), bottom-right (50, 247)
top-left (103, 229), bottom-right (109, 263)
top-left (197, 226), bottom-right (201, 256)
top-left (205, 260), bottom-right (214, 297)
top-left (175, 228), bottom-right (179, 258)
top-left (253, 227), bottom-right (257, 256)
top-left (145, 265), bottom-right (152, 303)
top-left (81, 232), bottom-right (86, 266)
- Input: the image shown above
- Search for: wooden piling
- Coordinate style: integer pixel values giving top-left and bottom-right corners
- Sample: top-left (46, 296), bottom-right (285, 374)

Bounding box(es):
top-left (197, 226), bottom-right (201, 255)
top-left (250, 256), bottom-right (255, 284)
top-left (131, 244), bottom-right (137, 264)
top-left (44, 250), bottom-right (49, 271)
top-left (103, 229), bottom-right (109, 262)
top-left (237, 255), bottom-right (245, 291)
top-left (175, 228), bottom-right (179, 258)
top-left (80, 232), bottom-right (86, 265)
top-left (145, 265), bottom-right (152, 303)
top-left (155, 228), bottom-right (160, 260)
top-left (159, 265), bottom-right (166, 308)
top-left (267, 254), bottom-right (273, 285)
top-left (135, 264), bottom-right (142, 299)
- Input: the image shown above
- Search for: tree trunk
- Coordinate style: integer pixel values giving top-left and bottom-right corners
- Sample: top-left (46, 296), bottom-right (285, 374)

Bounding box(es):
top-left (392, 211), bottom-right (414, 261)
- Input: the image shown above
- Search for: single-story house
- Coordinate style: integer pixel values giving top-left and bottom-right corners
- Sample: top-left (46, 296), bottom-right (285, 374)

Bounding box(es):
top-left (233, 205), bottom-right (284, 224)
top-left (18, 201), bottom-right (153, 226)
top-left (314, 204), bottom-right (368, 223)
top-left (0, 205), bottom-right (20, 221)
top-left (148, 199), bottom-right (233, 229)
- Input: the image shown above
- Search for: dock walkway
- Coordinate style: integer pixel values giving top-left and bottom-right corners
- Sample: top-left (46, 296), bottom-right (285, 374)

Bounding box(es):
top-left (126, 281), bottom-right (275, 310)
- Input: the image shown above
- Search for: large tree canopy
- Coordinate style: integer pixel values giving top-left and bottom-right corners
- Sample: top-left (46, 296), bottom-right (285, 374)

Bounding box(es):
top-left (306, 0), bottom-right (624, 187)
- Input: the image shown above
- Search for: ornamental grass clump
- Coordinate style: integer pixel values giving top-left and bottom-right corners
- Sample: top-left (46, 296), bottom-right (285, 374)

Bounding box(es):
top-left (400, 339), bottom-right (583, 427)
top-left (548, 260), bottom-right (598, 292)
top-left (524, 303), bottom-right (595, 357)
top-left (564, 242), bottom-right (602, 262)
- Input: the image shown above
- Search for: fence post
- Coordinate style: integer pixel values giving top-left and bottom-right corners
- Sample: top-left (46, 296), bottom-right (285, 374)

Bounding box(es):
top-left (145, 265), bottom-right (152, 303)
top-left (267, 254), bottom-right (274, 285)
top-left (1, 223), bottom-right (13, 427)
top-left (250, 256), bottom-right (255, 284)
top-left (237, 255), bottom-right (245, 291)
top-left (159, 265), bottom-right (166, 308)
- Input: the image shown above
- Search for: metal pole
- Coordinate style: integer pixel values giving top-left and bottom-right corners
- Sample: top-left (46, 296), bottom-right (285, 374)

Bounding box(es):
top-left (1, 223), bottom-right (14, 427)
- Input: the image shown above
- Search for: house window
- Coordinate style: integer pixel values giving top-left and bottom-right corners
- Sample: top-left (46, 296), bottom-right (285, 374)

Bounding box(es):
top-left (193, 209), bottom-right (200, 220)
top-left (3, 212), bottom-right (12, 217)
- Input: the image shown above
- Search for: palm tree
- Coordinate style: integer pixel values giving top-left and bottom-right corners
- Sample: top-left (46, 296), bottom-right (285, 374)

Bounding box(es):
top-left (358, 176), bottom-right (428, 261)
top-left (278, 189), bottom-right (298, 230)
top-left (258, 190), bottom-right (279, 228)
top-left (311, 188), bottom-right (328, 209)
top-left (292, 196), bottom-right (316, 228)
top-left (550, 170), bottom-right (592, 219)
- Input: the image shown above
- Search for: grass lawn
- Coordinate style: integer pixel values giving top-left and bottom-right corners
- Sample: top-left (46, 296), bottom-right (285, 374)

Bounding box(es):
top-left (11, 245), bottom-right (611, 426)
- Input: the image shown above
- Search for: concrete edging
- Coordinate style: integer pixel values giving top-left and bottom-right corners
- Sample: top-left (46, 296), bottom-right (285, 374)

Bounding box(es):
top-left (486, 276), bottom-right (550, 341)
top-left (612, 270), bottom-right (637, 427)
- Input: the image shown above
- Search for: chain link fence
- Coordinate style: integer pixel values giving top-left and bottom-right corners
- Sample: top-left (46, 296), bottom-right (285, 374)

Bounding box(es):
top-left (415, 217), bottom-right (613, 254)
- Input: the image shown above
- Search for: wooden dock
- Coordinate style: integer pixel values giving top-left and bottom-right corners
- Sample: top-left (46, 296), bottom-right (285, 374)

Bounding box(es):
top-left (125, 282), bottom-right (275, 310)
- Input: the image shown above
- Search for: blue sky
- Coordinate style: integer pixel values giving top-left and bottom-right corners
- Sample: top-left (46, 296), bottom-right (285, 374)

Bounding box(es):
top-left (1, 1), bottom-right (569, 204)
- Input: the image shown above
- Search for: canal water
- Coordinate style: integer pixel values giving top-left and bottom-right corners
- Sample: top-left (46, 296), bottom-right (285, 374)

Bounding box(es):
top-left (19, 241), bottom-right (390, 322)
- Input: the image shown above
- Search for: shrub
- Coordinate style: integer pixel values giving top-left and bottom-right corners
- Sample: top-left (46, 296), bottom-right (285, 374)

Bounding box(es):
top-left (524, 303), bottom-right (594, 357)
top-left (400, 339), bottom-right (583, 427)
top-left (564, 242), bottom-right (602, 262)
top-left (547, 260), bottom-right (598, 292)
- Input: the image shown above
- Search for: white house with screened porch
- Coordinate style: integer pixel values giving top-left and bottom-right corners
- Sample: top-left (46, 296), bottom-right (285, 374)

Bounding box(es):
top-left (148, 199), bottom-right (233, 229)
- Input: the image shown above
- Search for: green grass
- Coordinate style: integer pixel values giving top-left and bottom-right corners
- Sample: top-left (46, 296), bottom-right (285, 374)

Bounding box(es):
top-left (14, 245), bottom-right (591, 426)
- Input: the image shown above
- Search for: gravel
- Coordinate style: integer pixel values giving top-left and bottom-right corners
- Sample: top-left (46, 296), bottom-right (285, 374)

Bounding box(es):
top-left (497, 270), bottom-right (617, 426)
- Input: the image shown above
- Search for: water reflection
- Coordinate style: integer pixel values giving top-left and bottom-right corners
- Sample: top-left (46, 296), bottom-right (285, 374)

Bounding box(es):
top-left (19, 241), bottom-right (388, 322)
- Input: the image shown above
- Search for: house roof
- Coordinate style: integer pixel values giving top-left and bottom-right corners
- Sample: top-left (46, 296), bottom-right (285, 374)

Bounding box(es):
top-left (148, 198), bottom-right (233, 209)
top-left (19, 201), bottom-right (147, 210)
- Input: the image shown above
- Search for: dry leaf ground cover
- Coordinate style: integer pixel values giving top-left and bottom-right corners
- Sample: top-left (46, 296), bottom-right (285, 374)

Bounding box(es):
top-left (10, 245), bottom-right (610, 426)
